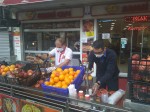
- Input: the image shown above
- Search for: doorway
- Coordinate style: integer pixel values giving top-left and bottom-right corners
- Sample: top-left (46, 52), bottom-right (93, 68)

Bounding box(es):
top-left (97, 17), bottom-right (150, 75)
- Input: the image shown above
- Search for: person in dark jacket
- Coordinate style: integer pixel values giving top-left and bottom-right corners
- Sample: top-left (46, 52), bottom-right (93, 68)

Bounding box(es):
top-left (88, 40), bottom-right (119, 95)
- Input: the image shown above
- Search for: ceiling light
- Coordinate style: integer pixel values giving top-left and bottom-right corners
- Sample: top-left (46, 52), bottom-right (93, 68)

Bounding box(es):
top-left (111, 23), bottom-right (115, 24)
top-left (111, 25), bottom-right (114, 27)
top-left (99, 24), bottom-right (101, 25)
top-left (128, 24), bottom-right (132, 26)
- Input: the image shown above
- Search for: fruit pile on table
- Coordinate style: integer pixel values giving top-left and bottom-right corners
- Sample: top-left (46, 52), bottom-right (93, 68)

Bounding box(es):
top-left (44, 67), bottom-right (81, 89)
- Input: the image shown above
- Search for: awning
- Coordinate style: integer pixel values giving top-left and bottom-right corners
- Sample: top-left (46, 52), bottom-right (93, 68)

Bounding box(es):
top-left (2, 0), bottom-right (50, 6)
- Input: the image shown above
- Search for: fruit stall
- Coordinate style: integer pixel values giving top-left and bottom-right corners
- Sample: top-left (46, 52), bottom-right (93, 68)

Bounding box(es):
top-left (0, 59), bottom-right (148, 112)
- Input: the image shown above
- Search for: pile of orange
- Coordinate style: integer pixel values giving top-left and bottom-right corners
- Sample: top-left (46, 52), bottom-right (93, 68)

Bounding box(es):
top-left (44, 68), bottom-right (81, 89)
top-left (0, 65), bottom-right (16, 76)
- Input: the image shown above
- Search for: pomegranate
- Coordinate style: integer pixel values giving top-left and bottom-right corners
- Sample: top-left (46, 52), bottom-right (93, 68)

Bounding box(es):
top-left (132, 54), bottom-right (140, 60)
top-left (139, 65), bottom-right (146, 71)
top-left (132, 60), bottom-right (139, 71)
top-left (147, 57), bottom-right (150, 66)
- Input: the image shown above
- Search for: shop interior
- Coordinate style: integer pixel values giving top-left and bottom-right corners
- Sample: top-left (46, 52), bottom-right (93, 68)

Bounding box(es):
top-left (97, 18), bottom-right (150, 73)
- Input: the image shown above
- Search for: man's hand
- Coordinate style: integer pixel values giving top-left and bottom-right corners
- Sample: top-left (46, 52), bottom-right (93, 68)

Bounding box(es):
top-left (92, 83), bottom-right (100, 96)
top-left (46, 67), bottom-right (56, 73)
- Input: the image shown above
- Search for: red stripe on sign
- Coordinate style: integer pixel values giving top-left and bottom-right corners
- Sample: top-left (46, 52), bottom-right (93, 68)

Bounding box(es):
top-left (3, 0), bottom-right (47, 5)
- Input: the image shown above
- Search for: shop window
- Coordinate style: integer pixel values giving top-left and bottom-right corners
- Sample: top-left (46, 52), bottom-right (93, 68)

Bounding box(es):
top-left (24, 31), bottom-right (80, 52)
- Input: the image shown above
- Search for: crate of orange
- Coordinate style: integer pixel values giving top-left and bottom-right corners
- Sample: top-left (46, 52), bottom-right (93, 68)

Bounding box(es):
top-left (41, 66), bottom-right (85, 100)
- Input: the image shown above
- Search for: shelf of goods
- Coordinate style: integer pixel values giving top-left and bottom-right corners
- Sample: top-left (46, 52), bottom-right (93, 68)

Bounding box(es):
top-left (128, 54), bottom-right (150, 105)
top-left (0, 62), bottom-right (131, 112)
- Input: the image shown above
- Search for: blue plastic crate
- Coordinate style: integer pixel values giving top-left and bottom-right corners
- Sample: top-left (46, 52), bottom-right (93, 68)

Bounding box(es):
top-left (41, 66), bottom-right (85, 100)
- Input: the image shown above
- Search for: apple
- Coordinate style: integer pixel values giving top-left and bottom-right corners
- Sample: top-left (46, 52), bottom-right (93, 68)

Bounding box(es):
top-left (23, 73), bottom-right (28, 78)
top-left (38, 80), bottom-right (44, 84)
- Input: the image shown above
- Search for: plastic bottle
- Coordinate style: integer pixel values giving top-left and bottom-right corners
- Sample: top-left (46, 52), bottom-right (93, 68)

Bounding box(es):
top-left (108, 89), bottom-right (125, 105)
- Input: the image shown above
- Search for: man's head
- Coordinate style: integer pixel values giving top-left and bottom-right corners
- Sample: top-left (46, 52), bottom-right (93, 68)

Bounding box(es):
top-left (92, 40), bottom-right (105, 58)
top-left (55, 37), bottom-right (66, 52)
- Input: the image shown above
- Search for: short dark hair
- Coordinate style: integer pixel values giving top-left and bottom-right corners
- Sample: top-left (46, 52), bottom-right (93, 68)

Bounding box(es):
top-left (92, 40), bottom-right (104, 49)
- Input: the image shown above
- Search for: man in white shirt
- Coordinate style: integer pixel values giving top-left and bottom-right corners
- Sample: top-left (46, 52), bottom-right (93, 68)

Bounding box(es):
top-left (46, 37), bottom-right (73, 73)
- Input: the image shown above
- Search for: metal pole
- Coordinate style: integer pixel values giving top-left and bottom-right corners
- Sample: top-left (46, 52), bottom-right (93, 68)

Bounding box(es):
top-left (130, 26), bottom-right (133, 58)
top-left (141, 29), bottom-right (144, 58)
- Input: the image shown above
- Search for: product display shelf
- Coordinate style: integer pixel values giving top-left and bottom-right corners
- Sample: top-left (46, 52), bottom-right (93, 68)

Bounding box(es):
top-left (0, 82), bottom-right (131, 112)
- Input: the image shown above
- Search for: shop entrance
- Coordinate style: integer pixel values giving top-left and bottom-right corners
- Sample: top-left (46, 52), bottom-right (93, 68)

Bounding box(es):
top-left (97, 17), bottom-right (150, 75)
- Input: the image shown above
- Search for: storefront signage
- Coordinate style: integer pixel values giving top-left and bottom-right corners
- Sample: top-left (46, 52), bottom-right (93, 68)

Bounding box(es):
top-left (127, 26), bottom-right (147, 31)
top-left (125, 15), bottom-right (150, 23)
top-left (91, 2), bottom-right (149, 16)
top-left (122, 3), bottom-right (148, 13)
top-left (37, 11), bottom-right (71, 19)
top-left (18, 8), bottom-right (83, 20)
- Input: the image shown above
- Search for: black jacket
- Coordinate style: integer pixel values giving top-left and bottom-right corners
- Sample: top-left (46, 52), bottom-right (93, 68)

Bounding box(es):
top-left (88, 49), bottom-right (119, 85)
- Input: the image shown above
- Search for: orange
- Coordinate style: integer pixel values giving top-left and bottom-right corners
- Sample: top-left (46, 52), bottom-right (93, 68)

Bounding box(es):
top-left (60, 72), bottom-right (64, 76)
top-left (59, 74), bottom-right (65, 81)
top-left (48, 84), bottom-right (52, 86)
top-left (55, 72), bottom-right (60, 77)
top-left (65, 78), bottom-right (71, 85)
top-left (57, 81), bottom-right (62, 88)
top-left (49, 79), bottom-right (55, 85)
top-left (44, 81), bottom-right (49, 86)
top-left (4, 67), bottom-right (9, 72)
top-left (0, 69), bottom-right (4, 73)
top-left (68, 75), bottom-right (74, 80)
top-left (62, 81), bottom-right (67, 85)
top-left (64, 69), bottom-right (69, 74)
top-left (10, 68), bottom-right (14, 72)
top-left (74, 74), bottom-right (78, 79)
top-left (65, 74), bottom-right (69, 77)
top-left (1, 72), bottom-right (6, 76)
top-left (62, 84), bottom-right (68, 89)
top-left (50, 73), bottom-right (56, 79)
top-left (69, 68), bottom-right (73, 72)
top-left (88, 75), bottom-right (93, 80)
top-left (56, 68), bottom-right (63, 72)
top-left (10, 65), bottom-right (15, 69)
top-left (76, 70), bottom-right (80, 74)
top-left (52, 70), bottom-right (57, 74)
top-left (54, 77), bottom-right (59, 83)
top-left (1, 65), bottom-right (5, 69)
top-left (69, 71), bottom-right (74, 76)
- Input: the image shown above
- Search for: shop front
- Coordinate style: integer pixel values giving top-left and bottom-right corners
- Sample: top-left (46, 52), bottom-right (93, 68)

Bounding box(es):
top-left (91, 1), bottom-right (150, 78)
top-left (17, 8), bottom-right (84, 64)
top-left (0, 1), bottom-right (150, 112)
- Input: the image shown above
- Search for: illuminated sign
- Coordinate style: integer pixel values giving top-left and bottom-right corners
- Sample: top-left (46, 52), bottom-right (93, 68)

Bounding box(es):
top-left (127, 26), bottom-right (147, 31)
top-left (125, 15), bottom-right (150, 23)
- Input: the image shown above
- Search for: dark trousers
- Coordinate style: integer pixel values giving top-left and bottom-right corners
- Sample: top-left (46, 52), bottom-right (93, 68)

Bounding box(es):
top-left (100, 77), bottom-right (119, 91)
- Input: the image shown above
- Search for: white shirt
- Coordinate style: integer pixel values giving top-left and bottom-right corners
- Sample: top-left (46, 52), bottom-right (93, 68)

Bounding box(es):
top-left (49, 47), bottom-right (73, 66)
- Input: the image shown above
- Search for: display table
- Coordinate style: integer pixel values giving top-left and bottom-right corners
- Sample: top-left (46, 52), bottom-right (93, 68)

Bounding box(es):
top-left (0, 82), bottom-right (132, 112)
